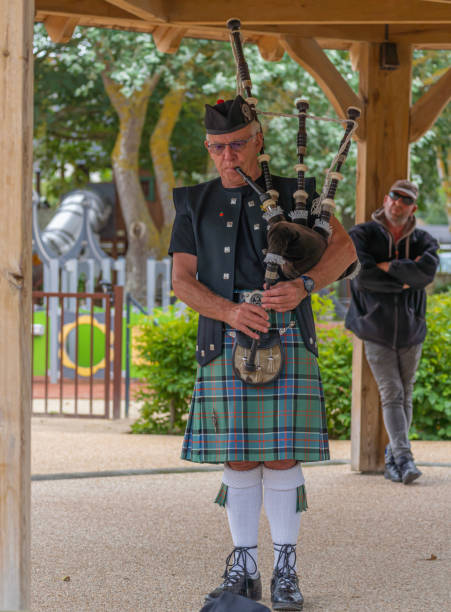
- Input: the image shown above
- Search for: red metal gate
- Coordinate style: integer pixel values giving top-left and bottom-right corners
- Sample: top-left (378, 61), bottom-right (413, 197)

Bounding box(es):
top-left (32, 286), bottom-right (123, 419)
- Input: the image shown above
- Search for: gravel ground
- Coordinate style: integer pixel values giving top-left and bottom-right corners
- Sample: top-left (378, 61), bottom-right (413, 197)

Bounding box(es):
top-left (31, 417), bottom-right (451, 612)
top-left (31, 416), bottom-right (451, 475)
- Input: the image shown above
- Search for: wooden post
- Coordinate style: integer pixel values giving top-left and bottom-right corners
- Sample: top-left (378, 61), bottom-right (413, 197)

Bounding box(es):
top-left (0, 1), bottom-right (34, 609)
top-left (351, 42), bottom-right (412, 472)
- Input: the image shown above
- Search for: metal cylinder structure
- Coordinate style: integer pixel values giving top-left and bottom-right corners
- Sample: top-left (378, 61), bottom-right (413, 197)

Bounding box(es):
top-left (41, 184), bottom-right (114, 256)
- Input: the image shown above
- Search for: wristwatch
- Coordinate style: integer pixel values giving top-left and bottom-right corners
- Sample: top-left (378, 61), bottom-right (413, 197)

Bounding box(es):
top-left (301, 275), bottom-right (315, 296)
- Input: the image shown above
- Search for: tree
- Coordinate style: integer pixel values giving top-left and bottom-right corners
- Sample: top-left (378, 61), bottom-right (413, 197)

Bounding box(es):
top-left (34, 28), bottom-right (232, 300)
top-left (34, 26), bottom-right (181, 301)
top-left (34, 27), bottom-right (449, 303)
top-left (33, 25), bottom-right (117, 201)
top-left (411, 50), bottom-right (451, 225)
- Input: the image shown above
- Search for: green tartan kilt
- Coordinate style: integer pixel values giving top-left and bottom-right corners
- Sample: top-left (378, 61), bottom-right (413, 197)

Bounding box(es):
top-left (181, 311), bottom-right (330, 464)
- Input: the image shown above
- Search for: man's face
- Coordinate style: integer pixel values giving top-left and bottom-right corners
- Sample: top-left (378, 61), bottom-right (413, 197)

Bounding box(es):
top-left (383, 191), bottom-right (418, 227)
top-left (204, 124), bottom-right (263, 188)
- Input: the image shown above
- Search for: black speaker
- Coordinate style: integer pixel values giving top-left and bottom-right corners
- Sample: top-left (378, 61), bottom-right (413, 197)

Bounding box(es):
top-left (379, 42), bottom-right (400, 71)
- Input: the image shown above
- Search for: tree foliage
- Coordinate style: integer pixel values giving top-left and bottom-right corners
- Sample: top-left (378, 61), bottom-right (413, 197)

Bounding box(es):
top-left (34, 27), bottom-right (449, 228)
top-left (411, 50), bottom-right (451, 224)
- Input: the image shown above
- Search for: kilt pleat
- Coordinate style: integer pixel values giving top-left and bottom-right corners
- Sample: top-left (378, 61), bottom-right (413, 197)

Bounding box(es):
top-left (181, 311), bottom-right (329, 464)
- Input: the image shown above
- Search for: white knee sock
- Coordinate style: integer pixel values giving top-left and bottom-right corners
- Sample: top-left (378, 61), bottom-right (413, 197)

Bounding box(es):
top-left (222, 464), bottom-right (263, 577)
top-left (262, 463), bottom-right (304, 570)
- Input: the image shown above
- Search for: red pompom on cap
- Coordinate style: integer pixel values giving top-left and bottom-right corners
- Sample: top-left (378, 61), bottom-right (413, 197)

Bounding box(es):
top-left (216, 99), bottom-right (225, 105)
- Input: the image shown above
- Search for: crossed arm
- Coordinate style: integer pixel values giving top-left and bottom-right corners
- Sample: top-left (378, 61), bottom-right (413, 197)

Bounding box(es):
top-left (172, 216), bottom-right (357, 339)
top-left (351, 229), bottom-right (439, 293)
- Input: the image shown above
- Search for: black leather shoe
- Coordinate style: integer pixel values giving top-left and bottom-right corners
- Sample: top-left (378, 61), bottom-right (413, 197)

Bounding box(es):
top-left (395, 455), bottom-right (422, 485)
top-left (271, 544), bottom-right (304, 611)
top-left (205, 546), bottom-right (262, 603)
top-left (384, 445), bottom-right (402, 482)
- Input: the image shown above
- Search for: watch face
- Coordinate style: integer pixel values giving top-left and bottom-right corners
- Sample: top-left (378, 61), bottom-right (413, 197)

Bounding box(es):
top-left (303, 276), bottom-right (315, 293)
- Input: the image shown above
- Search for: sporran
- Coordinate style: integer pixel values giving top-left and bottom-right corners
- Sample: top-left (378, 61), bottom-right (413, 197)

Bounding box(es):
top-left (231, 290), bottom-right (284, 385)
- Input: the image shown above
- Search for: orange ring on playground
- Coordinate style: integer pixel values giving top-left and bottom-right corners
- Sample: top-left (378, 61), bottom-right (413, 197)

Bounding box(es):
top-left (59, 314), bottom-right (113, 377)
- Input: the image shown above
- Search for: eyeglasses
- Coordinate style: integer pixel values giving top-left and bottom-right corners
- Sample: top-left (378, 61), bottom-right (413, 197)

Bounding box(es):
top-left (389, 191), bottom-right (415, 205)
top-left (206, 134), bottom-right (257, 155)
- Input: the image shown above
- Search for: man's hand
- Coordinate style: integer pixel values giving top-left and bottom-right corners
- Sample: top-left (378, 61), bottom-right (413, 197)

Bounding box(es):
top-left (261, 279), bottom-right (307, 312)
top-left (225, 302), bottom-right (270, 339)
top-left (378, 258), bottom-right (420, 287)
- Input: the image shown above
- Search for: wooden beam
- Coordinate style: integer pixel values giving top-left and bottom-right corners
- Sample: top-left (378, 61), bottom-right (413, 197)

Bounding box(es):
top-left (409, 67), bottom-right (451, 142)
top-left (355, 43), bottom-right (412, 222)
top-left (352, 42), bottom-right (413, 472)
top-left (0, 0), bottom-right (33, 609)
top-left (152, 26), bottom-right (186, 54)
top-left (44, 15), bottom-right (79, 43)
top-left (36, 12), bottom-right (155, 33)
top-left (36, 0), bottom-right (149, 23)
top-left (104, 0), bottom-right (167, 22)
top-left (351, 339), bottom-right (387, 471)
top-left (257, 35), bottom-right (285, 61)
top-left (34, 5), bottom-right (451, 47)
top-left (167, 0), bottom-right (451, 25)
top-left (281, 35), bottom-right (365, 140)
top-left (252, 24), bottom-right (451, 46)
top-left (349, 42), bottom-right (363, 71)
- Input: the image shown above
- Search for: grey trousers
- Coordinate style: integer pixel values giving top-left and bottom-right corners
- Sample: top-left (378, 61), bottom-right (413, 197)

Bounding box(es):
top-left (364, 341), bottom-right (423, 460)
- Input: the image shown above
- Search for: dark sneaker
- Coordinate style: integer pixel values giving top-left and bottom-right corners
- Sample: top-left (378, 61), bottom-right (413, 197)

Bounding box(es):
top-left (205, 546), bottom-right (262, 603)
top-left (384, 445), bottom-right (402, 482)
top-left (395, 456), bottom-right (422, 485)
top-left (271, 544), bottom-right (304, 611)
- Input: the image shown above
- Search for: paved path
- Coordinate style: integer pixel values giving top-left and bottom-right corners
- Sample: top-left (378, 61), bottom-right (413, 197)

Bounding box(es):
top-left (31, 417), bottom-right (451, 612)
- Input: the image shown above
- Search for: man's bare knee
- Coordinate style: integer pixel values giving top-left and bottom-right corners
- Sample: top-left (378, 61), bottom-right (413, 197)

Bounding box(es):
top-left (227, 461), bottom-right (260, 471)
top-left (264, 459), bottom-right (297, 470)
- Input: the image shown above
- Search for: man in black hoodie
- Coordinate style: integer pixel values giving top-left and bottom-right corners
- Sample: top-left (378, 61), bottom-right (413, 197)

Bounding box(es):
top-left (345, 180), bottom-right (439, 484)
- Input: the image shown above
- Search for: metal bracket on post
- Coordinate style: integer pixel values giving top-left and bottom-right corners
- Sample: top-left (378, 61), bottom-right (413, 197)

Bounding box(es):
top-left (112, 285), bottom-right (124, 420)
top-left (125, 292), bottom-right (148, 418)
top-left (161, 257), bottom-right (172, 310)
top-left (146, 257), bottom-right (172, 312)
top-left (114, 257), bottom-right (126, 286)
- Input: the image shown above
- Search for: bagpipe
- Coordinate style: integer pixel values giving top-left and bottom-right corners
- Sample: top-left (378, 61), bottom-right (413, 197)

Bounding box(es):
top-left (228, 18), bottom-right (359, 283)
top-left (227, 19), bottom-right (360, 381)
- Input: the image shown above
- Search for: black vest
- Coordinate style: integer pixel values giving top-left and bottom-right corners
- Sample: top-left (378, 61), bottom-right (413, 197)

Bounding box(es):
top-left (172, 175), bottom-right (319, 366)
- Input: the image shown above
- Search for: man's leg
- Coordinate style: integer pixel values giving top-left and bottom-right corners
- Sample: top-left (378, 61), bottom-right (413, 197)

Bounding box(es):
top-left (207, 461), bottom-right (262, 602)
top-left (364, 341), bottom-right (410, 459)
top-left (263, 459), bottom-right (305, 611)
top-left (398, 343), bottom-right (423, 433)
top-left (364, 341), bottom-right (421, 484)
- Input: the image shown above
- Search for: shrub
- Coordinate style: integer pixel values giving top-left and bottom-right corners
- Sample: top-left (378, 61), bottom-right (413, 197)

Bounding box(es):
top-left (312, 293), bottom-right (353, 439)
top-left (131, 292), bottom-right (451, 440)
top-left (130, 306), bottom-right (198, 434)
top-left (313, 290), bottom-right (451, 440)
top-left (410, 290), bottom-right (451, 440)
top-left (317, 325), bottom-right (353, 439)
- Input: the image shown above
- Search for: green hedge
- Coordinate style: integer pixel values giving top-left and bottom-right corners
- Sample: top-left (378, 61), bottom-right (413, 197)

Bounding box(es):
top-left (130, 306), bottom-right (199, 434)
top-left (411, 291), bottom-right (451, 439)
top-left (131, 292), bottom-right (451, 439)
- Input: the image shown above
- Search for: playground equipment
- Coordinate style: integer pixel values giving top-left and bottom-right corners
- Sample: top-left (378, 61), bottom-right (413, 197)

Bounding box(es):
top-left (32, 185), bottom-right (172, 383)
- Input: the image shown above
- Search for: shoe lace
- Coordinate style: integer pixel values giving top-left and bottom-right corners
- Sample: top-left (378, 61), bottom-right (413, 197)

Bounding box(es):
top-left (274, 544), bottom-right (298, 592)
top-left (222, 545), bottom-right (258, 586)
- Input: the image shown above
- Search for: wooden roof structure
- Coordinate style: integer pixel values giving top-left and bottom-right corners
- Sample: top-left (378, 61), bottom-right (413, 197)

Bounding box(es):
top-left (34, 1), bottom-right (451, 49)
top-left (1, 1), bottom-right (451, 609)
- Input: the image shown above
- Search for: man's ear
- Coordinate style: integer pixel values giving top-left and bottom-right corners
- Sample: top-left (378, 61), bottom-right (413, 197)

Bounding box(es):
top-left (255, 130), bottom-right (263, 150)
top-left (411, 204), bottom-right (418, 215)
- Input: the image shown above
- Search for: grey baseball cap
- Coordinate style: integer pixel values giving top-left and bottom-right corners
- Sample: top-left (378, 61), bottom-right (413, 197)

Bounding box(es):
top-left (389, 179), bottom-right (419, 201)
